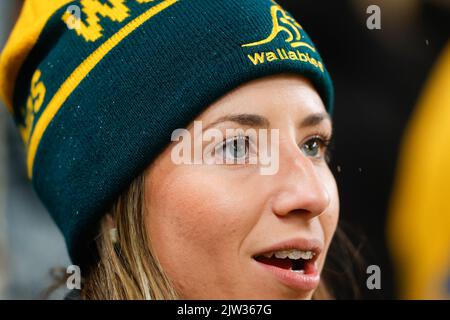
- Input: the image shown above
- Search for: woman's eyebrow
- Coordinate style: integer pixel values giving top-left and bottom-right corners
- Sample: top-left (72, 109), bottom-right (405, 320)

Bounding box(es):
top-left (203, 112), bottom-right (331, 131)
top-left (298, 113), bottom-right (331, 129)
top-left (204, 114), bottom-right (270, 130)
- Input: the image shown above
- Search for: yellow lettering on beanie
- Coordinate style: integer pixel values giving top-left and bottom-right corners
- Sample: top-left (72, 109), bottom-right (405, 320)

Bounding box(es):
top-left (63, 0), bottom-right (130, 42)
top-left (245, 48), bottom-right (324, 73)
top-left (19, 70), bottom-right (46, 145)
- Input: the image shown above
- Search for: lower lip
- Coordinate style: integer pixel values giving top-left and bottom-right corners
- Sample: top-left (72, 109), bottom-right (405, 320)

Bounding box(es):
top-left (254, 259), bottom-right (320, 292)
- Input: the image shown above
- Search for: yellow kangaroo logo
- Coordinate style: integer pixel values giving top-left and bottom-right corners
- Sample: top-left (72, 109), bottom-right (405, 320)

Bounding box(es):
top-left (242, 1), bottom-right (316, 52)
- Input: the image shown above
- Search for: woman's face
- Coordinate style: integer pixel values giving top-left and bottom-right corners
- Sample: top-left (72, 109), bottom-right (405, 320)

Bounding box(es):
top-left (144, 74), bottom-right (339, 299)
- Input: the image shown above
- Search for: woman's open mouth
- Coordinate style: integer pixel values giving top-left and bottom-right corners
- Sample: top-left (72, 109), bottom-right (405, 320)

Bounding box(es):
top-left (252, 241), bottom-right (322, 292)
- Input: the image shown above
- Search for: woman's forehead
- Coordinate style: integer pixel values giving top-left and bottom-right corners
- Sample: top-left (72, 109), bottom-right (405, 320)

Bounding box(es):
top-left (196, 75), bottom-right (327, 126)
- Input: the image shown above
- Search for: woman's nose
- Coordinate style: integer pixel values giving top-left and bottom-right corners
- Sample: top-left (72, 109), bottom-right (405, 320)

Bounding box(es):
top-left (270, 154), bottom-right (331, 220)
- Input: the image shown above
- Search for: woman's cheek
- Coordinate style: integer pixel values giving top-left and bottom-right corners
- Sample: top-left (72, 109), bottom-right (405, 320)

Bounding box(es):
top-left (146, 166), bottom-right (257, 260)
top-left (145, 166), bottom-right (261, 298)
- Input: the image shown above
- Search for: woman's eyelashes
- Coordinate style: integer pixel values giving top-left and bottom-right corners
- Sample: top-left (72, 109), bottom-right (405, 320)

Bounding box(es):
top-left (299, 132), bottom-right (333, 162)
top-left (211, 131), bottom-right (333, 166)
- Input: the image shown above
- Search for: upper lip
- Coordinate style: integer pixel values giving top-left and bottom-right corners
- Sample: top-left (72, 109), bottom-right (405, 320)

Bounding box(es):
top-left (252, 238), bottom-right (323, 259)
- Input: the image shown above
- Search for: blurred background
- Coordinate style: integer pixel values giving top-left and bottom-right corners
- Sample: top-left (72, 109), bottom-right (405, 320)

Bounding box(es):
top-left (0, 0), bottom-right (449, 299)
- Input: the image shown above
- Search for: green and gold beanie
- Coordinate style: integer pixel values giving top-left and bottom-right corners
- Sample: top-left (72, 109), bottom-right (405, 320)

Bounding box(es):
top-left (0, 0), bottom-right (334, 266)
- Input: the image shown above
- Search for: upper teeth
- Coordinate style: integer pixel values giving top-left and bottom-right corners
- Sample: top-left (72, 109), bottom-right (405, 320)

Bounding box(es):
top-left (262, 249), bottom-right (315, 260)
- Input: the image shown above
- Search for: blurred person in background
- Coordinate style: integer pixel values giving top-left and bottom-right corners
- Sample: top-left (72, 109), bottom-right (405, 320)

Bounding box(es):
top-left (388, 42), bottom-right (450, 300)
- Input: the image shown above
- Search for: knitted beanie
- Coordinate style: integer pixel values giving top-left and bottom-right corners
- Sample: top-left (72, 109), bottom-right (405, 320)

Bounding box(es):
top-left (0, 0), bottom-right (334, 266)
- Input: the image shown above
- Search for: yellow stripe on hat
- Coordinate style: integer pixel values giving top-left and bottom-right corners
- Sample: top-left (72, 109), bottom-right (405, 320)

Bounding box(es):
top-left (26, 0), bottom-right (179, 179)
top-left (0, 0), bottom-right (74, 113)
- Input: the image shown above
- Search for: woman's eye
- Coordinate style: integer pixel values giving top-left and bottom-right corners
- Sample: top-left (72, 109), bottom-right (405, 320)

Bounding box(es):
top-left (300, 137), bottom-right (329, 159)
top-left (217, 135), bottom-right (250, 163)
